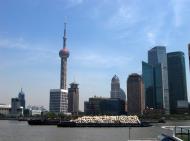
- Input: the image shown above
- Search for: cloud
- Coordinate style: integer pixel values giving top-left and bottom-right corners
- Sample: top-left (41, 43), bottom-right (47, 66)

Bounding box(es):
top-left (0, 37), bottom-right (27, 49)
top-left (147, 32), bottom-right (156, 45)
top-left (0, 36), bottom-right (56, 53)
top-left (106, 3), bottom-right (140, 29)
top-left (171, 0), bottom-right (190, 27)
top-left (72, 51), bottom-right (133, 69)
top-left (0, 36), bottom-right (58, 70)
top-left (64, 0), bottom-right (85, 9)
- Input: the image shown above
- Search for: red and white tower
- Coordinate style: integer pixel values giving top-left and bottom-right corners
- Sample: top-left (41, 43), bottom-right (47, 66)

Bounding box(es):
top-left (59, 23), bottom-right (69, 90)
top-left (49, 23), bottom-right (69, 114)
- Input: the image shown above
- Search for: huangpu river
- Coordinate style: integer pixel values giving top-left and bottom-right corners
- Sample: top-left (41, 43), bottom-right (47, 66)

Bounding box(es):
top-left (0, 120), bottom-right (190, 141)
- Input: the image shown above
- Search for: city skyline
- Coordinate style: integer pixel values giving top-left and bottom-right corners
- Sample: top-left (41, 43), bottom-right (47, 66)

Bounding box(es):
top-left (0, 0), bottom-right (190, 110)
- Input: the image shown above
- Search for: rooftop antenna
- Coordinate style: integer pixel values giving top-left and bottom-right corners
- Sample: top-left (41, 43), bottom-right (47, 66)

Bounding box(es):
top-left (63, 22), bottom-right (67, 49)
top-left (63, 16), bottom-right (68, 49)
top-left (73, 75), bottom-right (77, 83)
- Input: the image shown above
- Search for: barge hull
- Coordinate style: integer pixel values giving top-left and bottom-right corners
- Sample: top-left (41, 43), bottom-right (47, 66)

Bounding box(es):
top-left (57, 122), bottom-right (150, 127)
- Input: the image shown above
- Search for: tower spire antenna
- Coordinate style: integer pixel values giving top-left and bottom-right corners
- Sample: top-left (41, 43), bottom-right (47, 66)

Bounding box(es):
top-left (59, 22), bottom-right (69, 90)
top-left (63, 22), bottom-right (67, 49)
top-left (74, 75), bottom-right (76, 83)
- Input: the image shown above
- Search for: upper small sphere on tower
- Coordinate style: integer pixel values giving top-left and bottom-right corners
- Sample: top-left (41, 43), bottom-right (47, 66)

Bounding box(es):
top-left (59, 47), bottom-right (70, 58)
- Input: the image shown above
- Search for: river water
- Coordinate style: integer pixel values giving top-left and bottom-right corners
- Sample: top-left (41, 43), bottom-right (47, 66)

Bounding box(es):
top-left (0, 120), bottom-right (189, 141)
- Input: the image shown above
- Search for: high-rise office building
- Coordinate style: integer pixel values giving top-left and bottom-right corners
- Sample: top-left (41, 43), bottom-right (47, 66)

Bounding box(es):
top-left (127, 73), bottom-right (145, 115)
top-left (49, 23), bottom-right (69, 114)
top-left (110, 75), bottom-right (120, 99)
top-left (11, 89), bottom-right (25, 116)
top-left (68, 82), bottom-right (79, 115)
top-left (11, 98), bottom-right (22, 116)
top-left (110, 75), bottom-right (126, 101)
top-left (49, 89), bottom-right (68, 113)
top-left (142, 62), bottom-right (155, 108)
top-left (167, 52), bottom-right (188, 113)
top-left (18, 88), bottom-right (25, 109)
top-left (142, 46), bottom-right (170, 114)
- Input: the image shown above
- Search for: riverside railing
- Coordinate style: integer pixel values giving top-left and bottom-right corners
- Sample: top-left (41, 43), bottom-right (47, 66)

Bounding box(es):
top-left (174, 126), bottom-right (190, 141)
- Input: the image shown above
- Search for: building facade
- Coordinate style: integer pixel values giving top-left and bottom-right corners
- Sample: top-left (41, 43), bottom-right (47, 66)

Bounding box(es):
top-left (49, 23), bottom-right (69, 114)
top-left (148, 46), bottom-right (170, 114)
top-left (84, 97), bottom-right (125, 115)
top-left (127, 73), bottom-right (145, 115)
top-left (142, 61), bottom-right (155, 108)
top-left (142, 46), bottom-right (170, 114)
top-left (49, 89), bottom-right (68, 113)
top-left (120, 88), bottom-right (126, 101)
top-left (0, 104), bottom-right (11, 116)
top-left (110, 75), bottom-right (126, 101)
top-left (68, 82), bottom-right (79, 115)
top-left (11, 98), bottom-right (23, 116)
top-left (18, 88), bottom-right (25, 109)
top-left (167, 52), bottom-right (188, 113)
top-left (110, 75), bottom-right (120, 99)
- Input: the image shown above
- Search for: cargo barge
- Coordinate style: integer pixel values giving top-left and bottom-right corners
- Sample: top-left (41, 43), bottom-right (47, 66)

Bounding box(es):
top-left (28, 115), bottom-right (151, 127)
top-left (57, 121), bottom-right (151, 127)
top-left (57, 115), bottom-right (151, 127)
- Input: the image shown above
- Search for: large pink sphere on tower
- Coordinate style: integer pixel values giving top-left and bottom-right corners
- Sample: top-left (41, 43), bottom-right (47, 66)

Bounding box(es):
top-left (59, 47), bottom-right (69, 58)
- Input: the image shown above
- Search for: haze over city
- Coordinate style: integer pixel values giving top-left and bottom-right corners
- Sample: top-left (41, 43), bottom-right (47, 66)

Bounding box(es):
top-left (0, 0), bottom-right (190, 110)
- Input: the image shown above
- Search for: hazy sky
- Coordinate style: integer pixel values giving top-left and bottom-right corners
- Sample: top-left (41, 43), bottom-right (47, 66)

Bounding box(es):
top-left (0, 0), bottom-right (190, 111)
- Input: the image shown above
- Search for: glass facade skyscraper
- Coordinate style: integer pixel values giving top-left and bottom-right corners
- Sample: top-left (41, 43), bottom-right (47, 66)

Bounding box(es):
top-left (142, 62), bottom-right (163, 109)
top-left (142, 61), bottom-right (155, 108)
top-left (167, 52), bottom-right (188, 113)
top-left (142, 46), bottom-right (170, 114)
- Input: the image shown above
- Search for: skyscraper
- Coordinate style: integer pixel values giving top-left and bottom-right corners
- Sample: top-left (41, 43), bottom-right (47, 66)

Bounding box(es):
top-left (11, 89), bottom-right (25, 116)
top-left (110, 75), bottom-right (126, 101)
top-left (110, 75), bottom-right (120, 99)
top-left (18, 88), bottom-right (25, 109)
top-left (167, 52), bottom-right (188, 113)
top-left (142, 46), bottom-right (170, 114)
top-left (68, 82), bottom-right (79, 115)
top-left (49, 23), bottom-right (69, 114)
top-left (149, 46), bottom-right (169, 114)
top-left (11, 98), bottom-right (22, 116)
top-left (142, 62), bottom-right (155, 108)
top-left (127, 73), bottom-right (145, 115)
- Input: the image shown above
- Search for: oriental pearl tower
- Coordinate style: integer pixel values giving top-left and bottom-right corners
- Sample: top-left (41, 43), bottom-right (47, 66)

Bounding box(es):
top-left (49, 23), bottom-right (69, 114)
top-left (59, 23), bottom-right (69, 90)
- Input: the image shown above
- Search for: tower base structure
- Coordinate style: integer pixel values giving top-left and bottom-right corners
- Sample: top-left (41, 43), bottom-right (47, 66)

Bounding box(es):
top-left (49, 89), bottom-right (68, 114)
